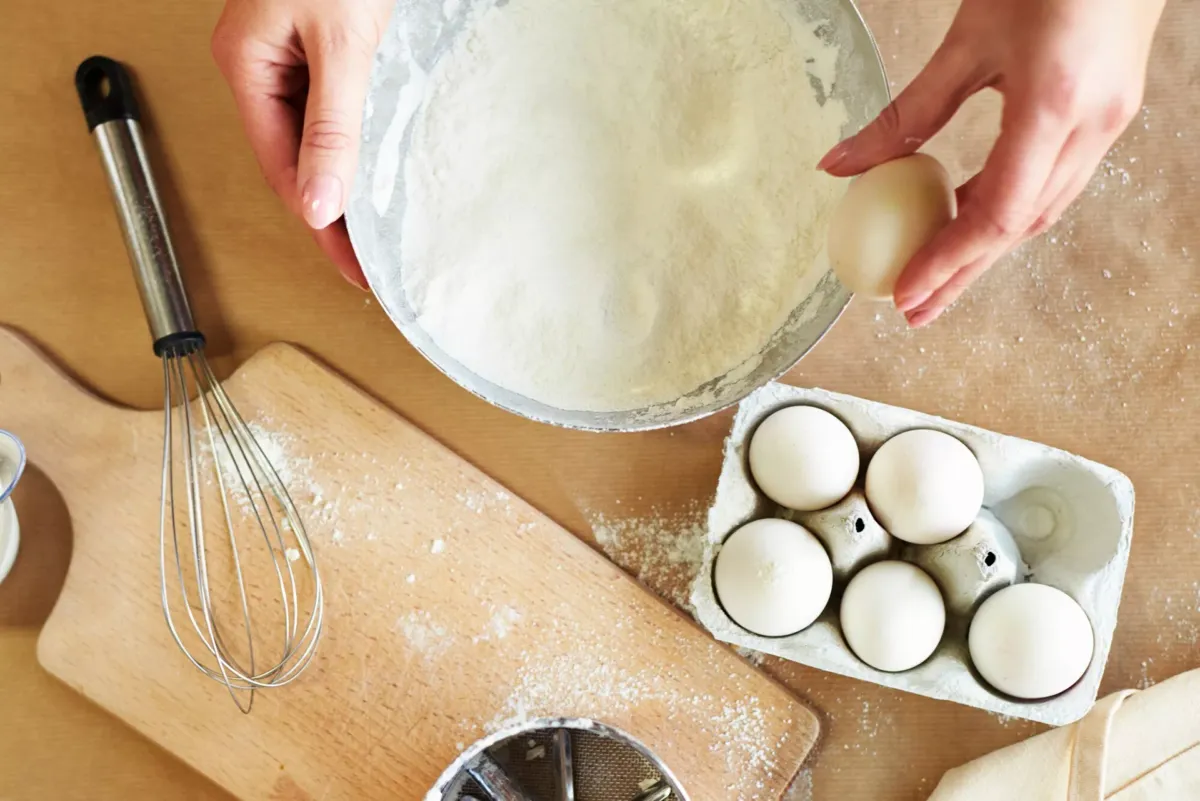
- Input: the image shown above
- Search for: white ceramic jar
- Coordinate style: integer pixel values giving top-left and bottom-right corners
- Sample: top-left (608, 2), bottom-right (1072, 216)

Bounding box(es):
top-left (0, 430), bottom-right (26, 584)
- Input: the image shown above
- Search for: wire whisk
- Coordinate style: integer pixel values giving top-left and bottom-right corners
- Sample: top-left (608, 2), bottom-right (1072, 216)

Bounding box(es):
top-left (160, 343), bottom-right (324, 711)
top-left (77, 55), bottom-right (323, 711)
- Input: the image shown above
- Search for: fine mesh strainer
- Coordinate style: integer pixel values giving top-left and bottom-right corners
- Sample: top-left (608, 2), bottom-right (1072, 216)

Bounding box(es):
top-left (431, 718), bottom-right (689, 801)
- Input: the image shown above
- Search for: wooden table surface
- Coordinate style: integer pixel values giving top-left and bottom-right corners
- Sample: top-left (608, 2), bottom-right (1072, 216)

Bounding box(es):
top-left (1, 1), bottom-right (1198, 799)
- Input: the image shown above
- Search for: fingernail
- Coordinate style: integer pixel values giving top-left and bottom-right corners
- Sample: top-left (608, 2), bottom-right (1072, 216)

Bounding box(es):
top-left (817, 141), bottom-right (852, 172)
top-left (301, 175), bottom-right (344, 230)
top-left (894, 289), bottom-right (930, 313)
top-left (343, 268), bottom-right (370, 291)
top-left (905, 307), bottom-right (938, 328)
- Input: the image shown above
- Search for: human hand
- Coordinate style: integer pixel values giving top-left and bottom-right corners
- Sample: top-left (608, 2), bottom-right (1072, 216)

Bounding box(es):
top-left (212, 0), bottom-right (395, 290)
top-left (818, 0), bottom-right (1165, 327)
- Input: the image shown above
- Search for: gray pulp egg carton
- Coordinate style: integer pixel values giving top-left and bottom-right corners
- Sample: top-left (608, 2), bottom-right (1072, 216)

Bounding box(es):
top-left (690, 382), bottom-right (1135, 725)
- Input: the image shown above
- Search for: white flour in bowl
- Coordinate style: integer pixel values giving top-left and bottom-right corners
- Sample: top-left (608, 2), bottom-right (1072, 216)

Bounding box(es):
top-left (396, 0), bottom-right (848, 412)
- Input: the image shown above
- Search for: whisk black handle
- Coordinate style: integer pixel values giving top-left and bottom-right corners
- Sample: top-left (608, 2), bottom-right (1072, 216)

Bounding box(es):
top-left (76, 56), bottom-right (205, 357)
top-left (76, 55), bottom-right (140, 130)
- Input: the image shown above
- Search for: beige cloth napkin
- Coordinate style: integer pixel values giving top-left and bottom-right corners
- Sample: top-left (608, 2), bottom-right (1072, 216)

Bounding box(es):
top-left (928, 669), bottom-right (1200, 800)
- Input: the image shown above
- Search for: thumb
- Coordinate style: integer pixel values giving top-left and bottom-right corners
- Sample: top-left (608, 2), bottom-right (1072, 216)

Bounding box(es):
top-left (297, 24), bottom-right (376, 230)
top-left (819, 41), bottom-right (983, 177)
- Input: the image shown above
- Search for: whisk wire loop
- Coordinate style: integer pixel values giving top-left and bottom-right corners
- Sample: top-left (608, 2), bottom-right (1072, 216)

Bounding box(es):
top-left (158, 349), bottom-right (324, 712)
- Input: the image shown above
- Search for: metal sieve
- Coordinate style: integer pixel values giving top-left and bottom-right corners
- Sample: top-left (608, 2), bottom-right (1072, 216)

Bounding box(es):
top-left (430, 718), bottom-right (689, 801)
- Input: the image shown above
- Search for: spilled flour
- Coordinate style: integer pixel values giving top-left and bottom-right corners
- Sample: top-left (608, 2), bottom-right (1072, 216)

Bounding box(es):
top-left (783, 768), bottom-right (814, 801)
top-left (588, 502), bottom-right (772, 670)
top-left (471, 605), bottom-right (522, 644)
top-left (203, 421), bottom-right (361, 541)
top-left (478, 611), bottom-right (795, 799)
top-left (396, 610), bottom-right (452, 660)
top-left (589, 503), bottom-right (710, 609)
top-left (390, 0), bottom-right (848, 412)
top-left (202, 421), bottom-right (312, 517)
top-left (211, 420), bottom-right (791, 795)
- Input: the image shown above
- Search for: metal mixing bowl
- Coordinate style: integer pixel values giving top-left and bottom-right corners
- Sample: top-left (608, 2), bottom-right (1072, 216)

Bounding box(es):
top-left (347, 0), bottom-right (889, 431)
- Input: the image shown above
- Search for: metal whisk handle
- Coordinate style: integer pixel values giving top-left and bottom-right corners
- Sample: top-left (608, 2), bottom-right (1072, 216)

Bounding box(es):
top-left (75, 56), bottom-right (204, 357)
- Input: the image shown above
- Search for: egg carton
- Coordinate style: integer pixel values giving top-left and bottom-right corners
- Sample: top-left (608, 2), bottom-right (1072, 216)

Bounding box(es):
top-left (690, 382), bottom-right (1135, 726)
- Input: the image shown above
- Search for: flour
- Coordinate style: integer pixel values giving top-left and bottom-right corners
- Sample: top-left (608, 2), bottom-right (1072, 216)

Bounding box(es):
top-left (471, 604), bottom-right (523, 644)
top-left (396, 609), bottom-right (454, 659)
top-left (479, 624), bottom-right (796, 799)
top-left (589, 503), bottom-right (709, 608)
top-left (784, 768), bottom-right (814, 801)
top-left (393, 0), bottom-right (847, 411)
top-left (204, 422), bottom-right (308, 517)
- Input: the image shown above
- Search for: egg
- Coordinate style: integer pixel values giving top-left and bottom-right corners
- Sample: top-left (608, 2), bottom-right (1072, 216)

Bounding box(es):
top-left (840, 561), bottom-right (945, 672)
top-left (827, 153), bottom-right (957, 300)
top-left (713, 518), bottom-right (833, 637)
top-left (969, 583), bottom-right (1094, 699)
top-left (865, 429), bottom-right (984, 545)
top-left (749, 406), bottom-right (859, 512)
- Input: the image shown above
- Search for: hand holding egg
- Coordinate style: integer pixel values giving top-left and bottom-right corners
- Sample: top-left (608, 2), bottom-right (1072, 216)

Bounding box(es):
top-left (827, 154), bottom-right (956, 304)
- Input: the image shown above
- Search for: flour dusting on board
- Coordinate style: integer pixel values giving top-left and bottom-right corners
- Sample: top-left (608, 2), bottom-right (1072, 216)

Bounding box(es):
top-left (457, 487), bottom-right (511, 514)
top-left (472, 605), bottom-right (523, 644)
top-left (476, 614), bottom-right (796, 799)
top-left (589, 503), bottom-right (709, 608)
top-left (205, 422), bottom-right (349, 537)
top-left (203, 422), bottom-right (312, 515)
top-left (208, 417), bottom-right (796, 792)
top-left (783, 768), bottom-right (814, 801)
top-left (396, 609), bottom-right (453, 659)
top-left (587, 503), bottom-right (773, 666)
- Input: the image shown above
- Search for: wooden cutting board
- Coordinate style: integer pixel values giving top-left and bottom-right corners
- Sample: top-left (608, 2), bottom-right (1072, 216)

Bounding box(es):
top-left (0, 326), bottom-right (817, 800)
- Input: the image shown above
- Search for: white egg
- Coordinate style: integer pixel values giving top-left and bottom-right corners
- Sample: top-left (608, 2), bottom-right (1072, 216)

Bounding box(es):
top-left (827, 153), bottom-right (956, 301)
top-left (714, 518), bottom-right (833, 637)
top-left (865, 429), bottom-right (984, 545)
top-left (969, 583), bottom-right (1094, 699)
top-left (840, 561), bottom-right (945, 672)
top-left (749, 406), bottom-right (860, 512)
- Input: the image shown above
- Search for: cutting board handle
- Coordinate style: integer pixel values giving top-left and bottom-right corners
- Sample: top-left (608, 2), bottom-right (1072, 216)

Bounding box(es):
top-left (0, 327), bottom-right (145, 470)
